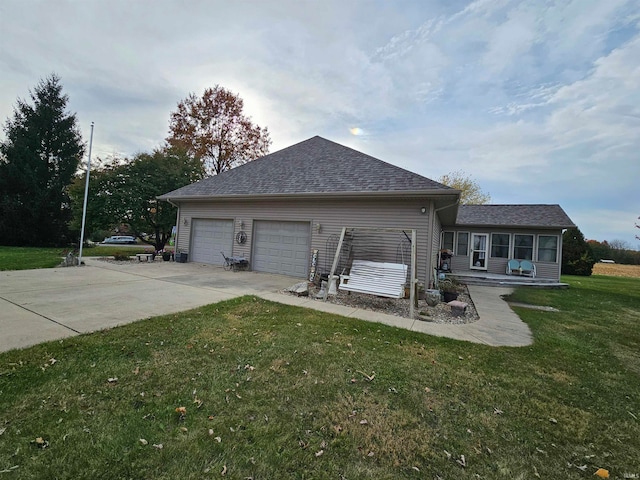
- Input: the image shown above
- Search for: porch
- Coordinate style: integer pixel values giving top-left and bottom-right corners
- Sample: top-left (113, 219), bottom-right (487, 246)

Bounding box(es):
top-left (445, 271), bottom-right (569, 289)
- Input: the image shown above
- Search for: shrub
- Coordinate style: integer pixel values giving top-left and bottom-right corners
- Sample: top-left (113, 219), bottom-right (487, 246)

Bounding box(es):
top-left (112, 251), bottom-right (131, 261)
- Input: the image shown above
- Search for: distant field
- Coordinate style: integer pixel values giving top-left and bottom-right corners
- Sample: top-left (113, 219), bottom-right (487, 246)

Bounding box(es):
top-left (593, 262), bottom-right (640, 278)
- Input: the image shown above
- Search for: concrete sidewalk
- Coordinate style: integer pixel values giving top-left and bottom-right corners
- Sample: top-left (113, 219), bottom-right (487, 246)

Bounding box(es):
top-left (0, 259), bottom-right (532, 353)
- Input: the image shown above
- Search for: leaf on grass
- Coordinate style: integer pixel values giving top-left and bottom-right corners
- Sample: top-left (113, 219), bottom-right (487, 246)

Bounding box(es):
top-left (49, 358), bottom-right (57, 365)
top-left (315, 450), bottom-right (324, 457)
top-left (388, 387), bottom-right (398, 394)
top-left (33, 437), bottom-right (49, 448)
top-left (595, 468), bottom-right (610, 478)
top-left (175, 406), bottom-right (187, 415)
top-left (424, 387), bottom-right (432, 393)
top-left (412, 466), bottom-right (420, 472)
top-left (208, 429), bottom-right (214, 435)
top-left (221, 465), bottom-right (227, 475)
top-left (214, 436), bottom-right (222, 443)
top-left (133, 366), bottom-right (140, 375)
top-left (107, 377), bottom-right (118, 383)
top-left (152, 443), bottom-right (163, 449)
top-left (139, 438), bottom-right (148, 445)
top-left (493, 407), bottom-right (503, 415)
top-left (367, 451), bottom-right (374, 457)
top-left (0, 427), bottom-right (5, 435)
top-left (456, 454), bottom-right (466, 468)
top-left (180, 427), bottom-right (188, 433)
top-left (359, 419), bottom-right (368, 425)
top-left (444, 450), bottom-right (452, 460)
top-left (356, 370), bottom-right (375, 382)
top-left (549, 418), bottom-right (558, 424)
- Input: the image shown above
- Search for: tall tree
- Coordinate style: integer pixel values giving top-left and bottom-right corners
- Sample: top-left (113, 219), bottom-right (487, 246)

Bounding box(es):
top-left (166, 85), bottom-right (271, 176)
top-left (438, 170), bottom-right (491, 205)
top-left (70, 147), bottom-right (203, 252)
top-left (562, 227), bottom-right (596, 276)
top-left (0, 75), bottom-right (85, 246)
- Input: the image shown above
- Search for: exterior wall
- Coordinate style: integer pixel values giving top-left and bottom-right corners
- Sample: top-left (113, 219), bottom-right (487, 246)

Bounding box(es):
top-left (441, 226), bottom-right (564, 280)
top-left (175, 197), bottom-right (434, 284)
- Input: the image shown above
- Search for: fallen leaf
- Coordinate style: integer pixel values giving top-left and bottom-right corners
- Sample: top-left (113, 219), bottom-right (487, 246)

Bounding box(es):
top-left (180, 427), bottom-right (188, 433)
top-left (153, 443), bottom-right (163, 449)
top-left (595, 468), bottom-right (610, 478)
top-left (175, 406), bottom-right (187, 415)
top-left (424, 387), bottom-right (432, 393)
top-left (221, 465), bottom-right (227, 475)
top-left (412, 466), bottom-right (420, 472)
top-left (107, 377), bottom-right (118, 383)
top-left (33, 437), bottom-right (49, 449)
top-left (549, 418), bottom-right (558, 424)
top-left (444, 450), bottom-right (452, 460)
top-left (133, 366), bottom-right (140, 375)
top-left (367, 451), bottom-right (375, 457)
top-left (208, 429), bottom-right (214, 435)
top-left (0, 427), bottom-right (5, 435)
top-left (494, 407), bottom-right (504, 415)
top-left (214, 436), bottom-right (222, 443)
top-left (359, 419), bottom-right (368, 425)
top-left (315, 449), bottom-right (324, 457)
top-left (139, 438), bottom-right (148, 445)
top-left (456, 454), bottom-right (466, 468)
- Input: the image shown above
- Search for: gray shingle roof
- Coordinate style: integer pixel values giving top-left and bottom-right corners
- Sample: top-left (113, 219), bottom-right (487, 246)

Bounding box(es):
top-left (456, 204), bottom-right (575, 228)
top-left (159, 136), bottom-right (452, 198)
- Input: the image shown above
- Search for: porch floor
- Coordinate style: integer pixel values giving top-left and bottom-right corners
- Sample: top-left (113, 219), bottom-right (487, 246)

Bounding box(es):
top-left (446, 271), bottom-right (569, 289)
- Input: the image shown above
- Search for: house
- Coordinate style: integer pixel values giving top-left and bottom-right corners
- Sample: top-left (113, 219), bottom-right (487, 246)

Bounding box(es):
top-left (441, 204), bottom-right (575, 281)
top-left (159, 136), bottom-right (575, 287)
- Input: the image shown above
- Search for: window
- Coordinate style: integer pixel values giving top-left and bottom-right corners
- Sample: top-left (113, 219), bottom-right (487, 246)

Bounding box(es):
top-left (470, 233), bottom-right (488, 269)
top-left (514, 234), bottom-right (534, 260)
top-left (456, 232), bottom-right (469, 256)
top-left (490, 233), bottom-right (510, 258)
top-left (538, 235), bottom-right (558, 262)
top-left (442, 231), bottom-right (454, 251)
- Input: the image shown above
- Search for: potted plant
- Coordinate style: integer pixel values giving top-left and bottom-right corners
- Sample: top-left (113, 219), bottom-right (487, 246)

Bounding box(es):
top-left (161, 250), bottom-right (172, 261)
top-left (439, 278), bottom-right (460, 302)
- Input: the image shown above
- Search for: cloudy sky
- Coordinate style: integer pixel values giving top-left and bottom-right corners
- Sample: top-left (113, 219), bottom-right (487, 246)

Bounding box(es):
top-left (1, 0), bottom-right (639, 248)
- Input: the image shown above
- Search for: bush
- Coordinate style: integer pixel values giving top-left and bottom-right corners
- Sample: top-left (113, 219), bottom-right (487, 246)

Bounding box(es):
top-left (564, 252), bottom-right (596, 276)
top-left (112, 251), bottom-right (131, 261)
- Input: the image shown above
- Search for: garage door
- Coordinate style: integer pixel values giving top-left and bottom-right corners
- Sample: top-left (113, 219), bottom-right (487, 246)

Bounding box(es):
top-left (190, 219), bottom-right (234, 265)
top-left (253, 221), bottom-right (310, 277)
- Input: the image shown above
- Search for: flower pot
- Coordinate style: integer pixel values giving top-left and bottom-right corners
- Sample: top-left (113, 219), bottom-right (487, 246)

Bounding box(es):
top-left (425, 289), bottom-right (440, 306)
top-left (162, 253), bottom-right (171, 261)
top-left (442, 291), bottom-right (459, 302)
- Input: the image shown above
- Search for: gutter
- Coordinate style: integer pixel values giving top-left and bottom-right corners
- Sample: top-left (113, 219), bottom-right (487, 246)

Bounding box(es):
top-left (158, 189), bottom-right (462, 202)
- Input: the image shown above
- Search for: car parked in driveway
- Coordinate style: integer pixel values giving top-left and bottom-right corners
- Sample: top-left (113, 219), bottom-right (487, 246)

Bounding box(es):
top-left (102, 235), bottom-right (137, 244)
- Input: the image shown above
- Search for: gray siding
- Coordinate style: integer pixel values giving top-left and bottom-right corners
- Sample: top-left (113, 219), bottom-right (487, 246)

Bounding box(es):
top-left (441, 226), bottom-right (564, 281)
top-left (176, 198), bottom-right (434, 283)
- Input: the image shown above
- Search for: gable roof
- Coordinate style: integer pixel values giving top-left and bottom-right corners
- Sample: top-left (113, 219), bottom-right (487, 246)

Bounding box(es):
top-left (159, 136), bottom-right (455, 200)
top-left (455, 204), bottom-right (575, 229)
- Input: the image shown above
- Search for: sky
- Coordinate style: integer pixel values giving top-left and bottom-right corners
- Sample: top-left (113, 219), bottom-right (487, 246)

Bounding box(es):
top-left (1, 0), bottom-right (639, 249)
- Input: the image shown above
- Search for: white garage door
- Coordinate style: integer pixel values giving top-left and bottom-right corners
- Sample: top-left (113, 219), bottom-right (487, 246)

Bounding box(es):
top-left (190, 219), bottom-right (234, 265)
top-left (253, 221), bottom-right (310, 277)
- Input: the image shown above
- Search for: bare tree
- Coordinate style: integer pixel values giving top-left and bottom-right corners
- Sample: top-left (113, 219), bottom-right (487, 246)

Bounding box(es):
top-left (167, 85), bottom-right (271, 176)
top-left (438, 170), bottom-right (491, 205)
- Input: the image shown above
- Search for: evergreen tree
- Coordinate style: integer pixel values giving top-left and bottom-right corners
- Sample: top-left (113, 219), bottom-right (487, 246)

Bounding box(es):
top-left (562, 227), bottom-right (596, 276)
top-left (0, 75), bottom-right (85, 246)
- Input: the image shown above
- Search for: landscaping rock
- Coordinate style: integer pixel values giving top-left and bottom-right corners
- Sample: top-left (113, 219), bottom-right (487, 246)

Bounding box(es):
top-left (447, 300), bottom-right (468, 317)
top-left (286, 282), bottom-right (309, 297)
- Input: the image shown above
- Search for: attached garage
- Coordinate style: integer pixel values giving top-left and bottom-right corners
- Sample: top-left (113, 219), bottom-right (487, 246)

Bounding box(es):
top-left (190, 219), bottom-right (234, 265)
top-left (252, 221), bottom-right (310, 277)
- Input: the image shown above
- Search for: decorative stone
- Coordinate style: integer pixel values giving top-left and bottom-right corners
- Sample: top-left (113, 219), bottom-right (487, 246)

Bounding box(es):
top-left (286, 282), bottom-right (309, 297)
top-left (315, 281), bottom-right (328, 299)
top-left (447, 300), bottom-right (468, 317)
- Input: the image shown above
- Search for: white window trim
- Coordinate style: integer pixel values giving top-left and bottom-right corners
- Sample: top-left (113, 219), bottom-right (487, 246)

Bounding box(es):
top-left (536, 234), bottom-right (559, 263)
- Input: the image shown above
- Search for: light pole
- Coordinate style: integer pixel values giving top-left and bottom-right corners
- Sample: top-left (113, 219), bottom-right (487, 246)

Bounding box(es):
top-left (78, 122), bottom-right (94, 266)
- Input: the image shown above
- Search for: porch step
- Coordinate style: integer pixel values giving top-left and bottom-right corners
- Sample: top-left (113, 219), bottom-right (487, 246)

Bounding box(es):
top-left (448, 274), bottom-right (569, 289)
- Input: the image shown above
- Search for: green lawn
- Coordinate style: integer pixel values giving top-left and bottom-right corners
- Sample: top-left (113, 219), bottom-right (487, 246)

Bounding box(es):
top-left (0, 276), bottom-right (638, 478)
top-left (0, 245), bottom-right (153, 271)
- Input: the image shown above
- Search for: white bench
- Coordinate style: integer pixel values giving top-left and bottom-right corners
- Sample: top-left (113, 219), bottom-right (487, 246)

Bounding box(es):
top-left (136, 253), bottom-right (155, 262)
top-left (339, 260), bottom-right (408, 299)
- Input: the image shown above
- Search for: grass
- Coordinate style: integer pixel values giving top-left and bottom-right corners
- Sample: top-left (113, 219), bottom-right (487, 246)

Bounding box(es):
top-left (1, 275), bottom-right (639, 478)
top-left (0, 246), bottom-right (153, 271)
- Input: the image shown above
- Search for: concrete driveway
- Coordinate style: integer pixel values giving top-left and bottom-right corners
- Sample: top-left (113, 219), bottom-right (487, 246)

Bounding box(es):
top-left (0, 258), bottom-right (300, 353)
top-left (1, 258), bottom-right (533, 353)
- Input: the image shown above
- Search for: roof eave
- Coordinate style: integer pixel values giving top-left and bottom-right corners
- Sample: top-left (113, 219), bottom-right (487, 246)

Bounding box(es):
top-left (158, 189), bottom-right (461, 202)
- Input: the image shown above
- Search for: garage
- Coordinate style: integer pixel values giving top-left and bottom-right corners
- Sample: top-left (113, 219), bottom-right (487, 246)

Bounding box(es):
top-left (190, 219), bottom-right (234, 265)
top-left (252, 221), bottom-right (310, 277)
